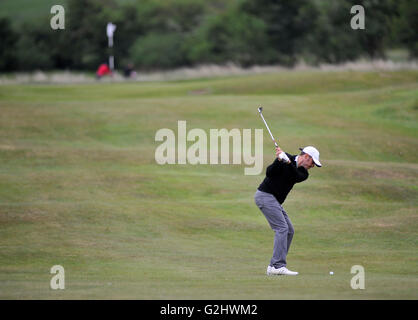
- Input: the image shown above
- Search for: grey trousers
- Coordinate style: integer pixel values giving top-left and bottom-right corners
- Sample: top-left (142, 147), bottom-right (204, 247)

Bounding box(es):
top-left (254, 190), bottom-right (294, 268)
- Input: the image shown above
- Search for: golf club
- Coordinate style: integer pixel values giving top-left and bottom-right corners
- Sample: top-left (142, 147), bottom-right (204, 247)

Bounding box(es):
top-left (258, 107), bottom-right (290, 163)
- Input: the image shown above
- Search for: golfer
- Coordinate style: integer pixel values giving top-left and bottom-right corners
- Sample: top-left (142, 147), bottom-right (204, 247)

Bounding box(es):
top-left (255, 146), bottom-right (322, 275)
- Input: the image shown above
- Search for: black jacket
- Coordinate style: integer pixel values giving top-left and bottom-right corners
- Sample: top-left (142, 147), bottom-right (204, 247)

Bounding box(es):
top-left (258, 153), bottom-right (309, 204)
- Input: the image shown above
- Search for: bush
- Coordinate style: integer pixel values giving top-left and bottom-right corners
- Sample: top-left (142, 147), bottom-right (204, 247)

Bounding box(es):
top-left (130, 32), bottom-right (188, 70)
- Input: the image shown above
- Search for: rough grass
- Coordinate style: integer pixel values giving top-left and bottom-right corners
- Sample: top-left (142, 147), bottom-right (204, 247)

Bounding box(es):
top-left (0, 70), bottom-right (417, 299)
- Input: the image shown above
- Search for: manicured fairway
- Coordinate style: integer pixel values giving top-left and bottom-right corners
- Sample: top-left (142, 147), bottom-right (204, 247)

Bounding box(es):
top-left (0, 70), bottom-right (417, 299)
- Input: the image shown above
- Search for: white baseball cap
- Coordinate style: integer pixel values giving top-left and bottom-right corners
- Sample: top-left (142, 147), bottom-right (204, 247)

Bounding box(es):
top-left (299, 146), bottom-right (322, 167)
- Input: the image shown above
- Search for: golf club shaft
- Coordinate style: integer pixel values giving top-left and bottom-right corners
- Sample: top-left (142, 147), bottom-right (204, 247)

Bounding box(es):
top-left (258, 107), bottom-right (290, 163)
top-left (258, 110), bottom-right (278, 147)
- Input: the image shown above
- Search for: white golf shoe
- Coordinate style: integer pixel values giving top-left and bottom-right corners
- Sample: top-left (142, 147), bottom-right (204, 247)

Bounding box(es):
top-left (267, 266), bottom-right (298, 276)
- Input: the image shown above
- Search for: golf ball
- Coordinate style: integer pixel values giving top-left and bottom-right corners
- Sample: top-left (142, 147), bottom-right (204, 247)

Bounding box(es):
top-left (329, 271), bottom-right (334, 275)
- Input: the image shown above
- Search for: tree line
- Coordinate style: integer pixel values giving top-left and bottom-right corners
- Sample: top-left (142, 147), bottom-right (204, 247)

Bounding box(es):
top-left (0, 0), bottom-right (416, 72)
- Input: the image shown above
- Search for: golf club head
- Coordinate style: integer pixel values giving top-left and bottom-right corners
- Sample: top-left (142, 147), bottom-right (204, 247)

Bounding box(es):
top-left (258, 107), bottom-right (263, 113)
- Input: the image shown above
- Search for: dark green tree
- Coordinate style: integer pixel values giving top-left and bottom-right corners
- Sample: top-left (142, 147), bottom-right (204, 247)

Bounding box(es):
top-left (128, 0), bottom-right (207, 69)
top-left (356, 0), bottom-right (396, 59)
top-left (240, 0), bottom-right (319, 65)
top-left (305, 0), bottom-right (363, 64)
top-left (391, 0), bottom-right (418, 57)
top-left (185, 9), bottom-right (276, 66)
top-left (65, 0), bottom-right (119, 69)
top-left (15, 18), bottom-right (57, 70)
top-left (0, 18), bottom-right (19, 71)
top-left (304, 0), bottom-right (396, 64)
